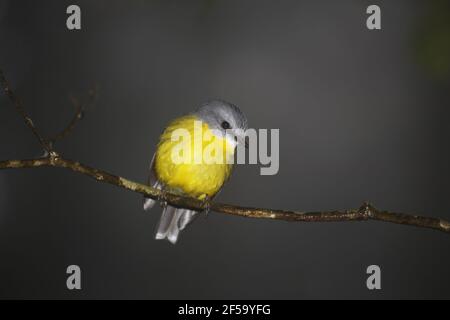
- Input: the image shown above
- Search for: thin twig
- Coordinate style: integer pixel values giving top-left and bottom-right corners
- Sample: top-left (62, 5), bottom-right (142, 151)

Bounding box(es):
top-left (0, 69), bottom-right (54, 156)
top-left (48, 87), bottom-right (97, 146)
top-left (1, 67), bottom-right (450, 235)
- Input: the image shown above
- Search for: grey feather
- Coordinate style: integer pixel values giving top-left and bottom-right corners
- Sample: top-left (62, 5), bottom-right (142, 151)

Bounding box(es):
top-left (194, 99), bottom-right (248, 133)
top-left (155, 206), bottom-right (198, 244)
top-left (143, 153), bottom-right (160, 211)
top-left (155, 205), bottom-right (176, 240)
top-left (178, 209), bottom-right (197, 230)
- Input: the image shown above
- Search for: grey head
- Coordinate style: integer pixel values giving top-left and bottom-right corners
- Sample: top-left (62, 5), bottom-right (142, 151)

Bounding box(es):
top-left (193, 100), bottom-right (248, 145)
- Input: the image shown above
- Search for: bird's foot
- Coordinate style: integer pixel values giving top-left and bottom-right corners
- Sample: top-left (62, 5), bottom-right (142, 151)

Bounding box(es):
top-left (201, 195), bottom-right (212, 217)
top-left (158, 188), bottom-right (168, 208)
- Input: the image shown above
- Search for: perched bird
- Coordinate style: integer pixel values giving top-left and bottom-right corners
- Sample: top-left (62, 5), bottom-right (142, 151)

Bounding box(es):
top-left (143, 100), bottom-right (248, 244)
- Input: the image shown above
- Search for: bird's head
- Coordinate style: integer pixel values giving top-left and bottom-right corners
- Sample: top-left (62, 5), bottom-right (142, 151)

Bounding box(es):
top-left (194, 99), bottom-right (248, 148)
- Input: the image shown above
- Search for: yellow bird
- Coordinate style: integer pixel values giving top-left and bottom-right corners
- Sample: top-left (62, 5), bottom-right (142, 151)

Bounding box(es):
top-left (143, 100), bottom-right (248, 244)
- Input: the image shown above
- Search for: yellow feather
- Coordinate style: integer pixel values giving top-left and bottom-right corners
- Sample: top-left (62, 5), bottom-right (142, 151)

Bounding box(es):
top-left (154, 115), bottom-right (234, 199)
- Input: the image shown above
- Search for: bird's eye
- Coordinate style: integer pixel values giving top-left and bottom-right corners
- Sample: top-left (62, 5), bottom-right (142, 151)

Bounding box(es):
top-left (221, 121), bottom-right (231, 129)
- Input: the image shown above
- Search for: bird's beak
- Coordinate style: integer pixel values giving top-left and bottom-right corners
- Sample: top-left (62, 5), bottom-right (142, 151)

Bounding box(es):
top-left (230, 130), bottom-right (247, 149)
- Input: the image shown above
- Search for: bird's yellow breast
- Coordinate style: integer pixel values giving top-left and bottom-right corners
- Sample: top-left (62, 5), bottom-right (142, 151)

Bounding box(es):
top-left (154, 115), bottom-right (234, 199)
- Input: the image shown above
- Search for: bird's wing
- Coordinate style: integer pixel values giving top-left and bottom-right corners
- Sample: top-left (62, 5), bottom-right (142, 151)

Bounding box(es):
top-left (143, 153), bottom-right (163, 211)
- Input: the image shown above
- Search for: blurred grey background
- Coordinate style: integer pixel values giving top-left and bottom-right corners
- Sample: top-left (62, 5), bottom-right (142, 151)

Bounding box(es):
top-left (0, 0), bottom-right (449, 299)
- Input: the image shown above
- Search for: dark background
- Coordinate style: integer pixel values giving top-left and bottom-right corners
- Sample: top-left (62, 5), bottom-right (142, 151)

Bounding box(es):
top-left (1, 0), bottom-right (450, 299)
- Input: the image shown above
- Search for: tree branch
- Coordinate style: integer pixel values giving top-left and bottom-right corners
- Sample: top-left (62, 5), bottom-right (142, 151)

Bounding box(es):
top-left (0, 69), bottom-right (55, 156)
top-left (0, 157), bottom-right (449, 233)
top-left (1, 68), bottom-right (450, 235)
top-left (48, 87), bottom-right (97, 146)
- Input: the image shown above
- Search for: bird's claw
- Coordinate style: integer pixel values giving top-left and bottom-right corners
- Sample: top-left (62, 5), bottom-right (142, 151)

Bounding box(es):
top-left (158, 188), bottom-right (168, 208)
top-left (202, 195), bottom-right (211, 217)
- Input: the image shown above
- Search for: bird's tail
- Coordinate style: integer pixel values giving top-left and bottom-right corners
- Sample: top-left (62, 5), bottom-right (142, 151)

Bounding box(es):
top-left (155, 205), bottom-right (198, 244)
top-left (143, 197), bottom-right (157, 211)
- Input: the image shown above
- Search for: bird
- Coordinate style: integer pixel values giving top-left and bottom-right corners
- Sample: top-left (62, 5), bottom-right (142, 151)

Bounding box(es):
top-left (143, 100), bottom-right (248, 244)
